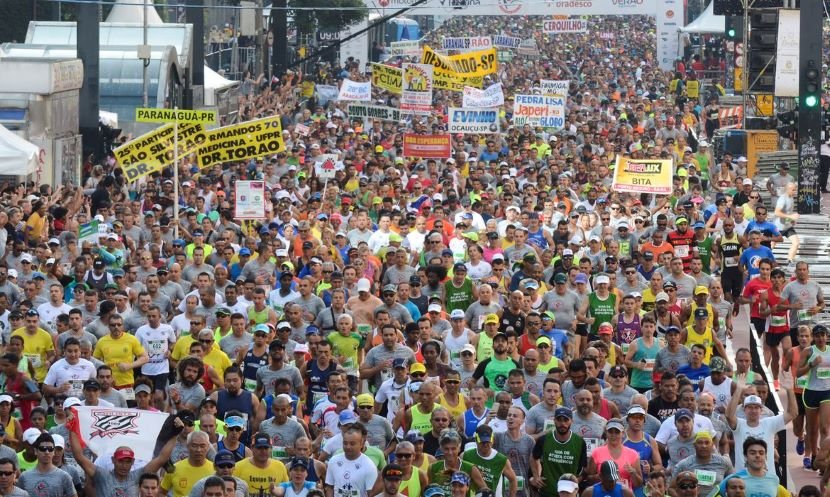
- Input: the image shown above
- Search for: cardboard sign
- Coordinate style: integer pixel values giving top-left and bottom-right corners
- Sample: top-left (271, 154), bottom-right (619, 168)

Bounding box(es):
top-left (441, 36), bottom-right (492, 51)
top-left (135, 108), bottom-right (216, 124)
top-left (492, 35), bottom-right (522, 49)
top-left (337, 78), bottom-right (371, 101)
top-left (370, 63), bottom-right (402, 94)
top-left (513, 94), bottom-right (565, 128)
top-left (402, 134), bottom-right (452, 159)
top-left (463, 83), bottom-right (504, 108)
top-left (234, 181), bottom-right (266, 219)
top-left (115, 123), bottom-right (205, 182)
top-left (314, 153), bottom-right (343, 179)
top-left (539, 79), bottom-right (570, 97)
top-left (401, 63), bottom-right (434, 113)
top-left (196, 116), bottom-right (285, 168)
top-left (612, 156), bottom-right (673, 195)
top-left (447, 108), bottom-right (500, 134)
top-left (390, 40), bottom-right (421, 56)
top-left (346, 104), bottom-right (403, 123)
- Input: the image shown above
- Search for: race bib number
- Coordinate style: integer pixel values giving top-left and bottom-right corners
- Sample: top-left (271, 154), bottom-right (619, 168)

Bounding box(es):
top-left (798, 309), bottom-right (810, 323)
top-left (147, 340), bottom-right (167, 362)
top-left (271, 446), bottom-right (288, 460)
top-left (244, 378), bottom-right (257, 391)
top-left (724, 256), bottom-right (738, 268)
top-left (122, 387), bottom-right (135, 401)
top-left (514, 476), bottom-right (525, 491)
top-left (477, 315), bottom-right (486, 331)
top-left (312, 391), bottom-right (327, 406)
top-left (621, 343), bottom-right (630, 355)
top-left (68, 380), bottom-right (84, 398)
top-left (25, 354), bottom-right (41, 368)
top-left (643, 358), bottom-right (655, 371)
top-left (675, 245), bottom-right (690, 258)
top-left (380, 368), bottom-right (393, 382)
top-left (817, 367), bottom-right (830, 380)
top-left (585, 438), bottom-right (601, 456)
top-left (717, 317), bottom-right (726, 330)
top-left (695, 470), bottom-right (716, 486)
top-left (797, 376), bottom-right (809, 389)
top-left (543, 418), bottom-right (555, 433)
top-left (771, 315), bottom-right (788, 327)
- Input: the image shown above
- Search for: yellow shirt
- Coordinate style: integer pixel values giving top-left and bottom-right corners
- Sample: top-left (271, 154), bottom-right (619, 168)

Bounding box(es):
top-left (233, 458), bottom-right (288, 496)
top-left (685, 325), bottom-right (715, 364)
top-left (11, 327), bottom-right (54, 382)
top-left (439, 393), bottom-right (467, 420)
top-left (203, 348), bottom-right (233, 378)
top-left (93, 333), bottom-right (146, 386)
top-left (25, 212), bottom-right (47, 242)
top-left (161, 459), bottom-right (215, 497)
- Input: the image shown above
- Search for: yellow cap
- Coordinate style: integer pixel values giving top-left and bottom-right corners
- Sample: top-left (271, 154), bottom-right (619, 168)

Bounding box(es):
top-left (694, 285), bottom-right (709, 295)
top-left (356, 393), bottom-right (375, 407)
top-left (694, 431), bottom-right (713, 442)
top-left (484, 313), bottom-right (500, 325)
top-left (410, 362), bottom-right (426, 374)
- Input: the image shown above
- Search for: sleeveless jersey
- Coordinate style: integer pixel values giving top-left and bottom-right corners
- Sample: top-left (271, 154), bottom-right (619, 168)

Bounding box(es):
top-left (793, 347), bottom-right (808, 393)
top-left (696, 237), bottom-right (713, 272)
top-left (477, 333), bottom-right (495, 361)
top-left (241, 346), bottom-right (269, 391)
top-left (463, 408), bottom-right (490, 439)
top-left (439, 393), bottom-right (467, 420)
top-left (216, 440), bottom-right (247, 462)
top-left (588, 293), bottom-right (617, 336)
top-left (445, 278), bottom-right (474, 313)
top-left (592, 482), bottom-right (624, 497)
top-left (702, 376), bottom-right (732, 410)
top-left (247, 305), bottom-right (270, 327)
top-left (410, 403), bottom-right (437, 434)
top-left (684, 325), bottom-right (715, 363)
top-left (719, 233), bottom-right (742, 271)
top-left (527, 229), bottom-right (548, 250)
top-left (399, 467), bottom-right (421, 497)
top-left (685, 302), bottom-right (714, 329)
top-left (462, 448), bottom-right (508, 495)
top-left (630, 337), bottom-right (659, 389)
top-left (806, 344), bottom-right (830, 392)
top-left (307, 360), bottom-right (338, 412)
top-left (615, 313), bottom-right (642, 354)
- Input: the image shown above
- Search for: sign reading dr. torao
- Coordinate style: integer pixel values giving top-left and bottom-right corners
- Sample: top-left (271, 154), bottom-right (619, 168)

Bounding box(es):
top-left (612, 156), bottom-right (673, 195)
top-left (196, 116), bottom-right (285, 168)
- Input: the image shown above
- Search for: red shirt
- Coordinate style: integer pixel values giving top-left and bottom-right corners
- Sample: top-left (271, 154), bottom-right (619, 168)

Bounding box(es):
top-left (742, 277), bottom-right (773, 319)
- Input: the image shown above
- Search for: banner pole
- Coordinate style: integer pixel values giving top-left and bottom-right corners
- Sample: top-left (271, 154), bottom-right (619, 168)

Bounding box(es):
top-left (173, 109), bottom-right (180, 240)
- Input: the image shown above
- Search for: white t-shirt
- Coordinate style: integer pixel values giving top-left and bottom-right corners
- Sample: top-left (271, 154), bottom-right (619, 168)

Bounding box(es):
top-left (733, 413), bottom-right (785, 472)
top-left (324, 452), bottom-right (378, 497)
top-left (654, 413), bottom-right (715, 444)
top-left (135, 323), bottom-right (177, 375)
top-left (37, 302), bottom-right (73, 332)
top-left (43, 358), bottom-right (97, 398)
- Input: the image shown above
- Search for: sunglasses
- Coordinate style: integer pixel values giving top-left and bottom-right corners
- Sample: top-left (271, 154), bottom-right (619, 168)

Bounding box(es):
top-left (678, 484), bottom-right (697, 490)
top-left (217, 463), bottom-right (234, 469)
top-left (445, 380), bottom-right (460, 384)
top-left (200, 339), bottom-right (214, 344)
top-left (610, 374), bottom-right (626, 379)
top-left (37, 446), bottom-right (55, 452)
top-left (395, 453), bottom-right (413, 458)
top-left (0, 471), bottom-right (13, 477)
top-left (227, 426), bottom-right (243, 432)
top-left (411, 372), bottom-right (426, 377)
top-left (358, 405), bottom-right (373, 409)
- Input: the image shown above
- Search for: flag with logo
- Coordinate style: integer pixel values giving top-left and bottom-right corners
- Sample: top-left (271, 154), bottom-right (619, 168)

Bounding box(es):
top-left (67, 406), bottom-right (177, 464)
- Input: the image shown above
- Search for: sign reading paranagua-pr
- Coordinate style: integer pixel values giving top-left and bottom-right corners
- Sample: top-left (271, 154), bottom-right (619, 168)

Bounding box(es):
top-left (135, 108), bottom-right (218, 124)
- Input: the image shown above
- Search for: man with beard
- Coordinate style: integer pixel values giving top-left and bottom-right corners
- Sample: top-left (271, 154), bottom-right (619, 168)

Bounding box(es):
top-left (471, 332), bottom-right (520, 394)
top-left (209, 366), bottom-right (263, 436)
top-left (257, 395), bottom-right (306, 463)
top-left (570, 389), bottom-right (606, 455)
top-left (530, 406), bottom-right (587, 496)
top-left (169, 357), bottom-right (207, 413)
top-left (666, 216), bottom-right (696, 271)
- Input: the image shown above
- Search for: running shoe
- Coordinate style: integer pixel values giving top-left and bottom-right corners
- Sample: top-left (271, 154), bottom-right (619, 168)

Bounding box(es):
top-left (805, 457), bottom-right (813, 470)
top-left (797, 437), bottom-right (805, 455)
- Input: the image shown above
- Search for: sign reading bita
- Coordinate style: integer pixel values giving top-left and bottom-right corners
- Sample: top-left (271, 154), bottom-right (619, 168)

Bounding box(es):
top-left (135, 108), bottom-right (217, 124)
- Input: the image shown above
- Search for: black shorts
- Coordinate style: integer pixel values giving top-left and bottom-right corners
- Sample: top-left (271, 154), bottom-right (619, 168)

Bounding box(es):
top-left (751, 317), bottom-right (767, 336)
top-left (765, 332), bottom-right (789, 347)
top-left (782, 227), bottom-right (797, 237)
top-left (144, 373), bottom-right (169, 393)
top-left (802, 388), bottom-right (830, 409)
top-left (796, 392), bottom-right (806, 417)
top-left (790, 326), bottom-right (800, 345)
top-left (576, 323), bottom-right (589, 337)
top-left (721, 269), bottom-right (743, 301)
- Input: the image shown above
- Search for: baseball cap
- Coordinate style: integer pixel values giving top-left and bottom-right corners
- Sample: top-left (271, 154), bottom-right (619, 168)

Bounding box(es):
top-left (595, 274), bottom-right (610, 285)
top-left (357, 278), bottom-right (371, 292)
top-left (113, 447), bottom-right (135, 460)
top-left (450, 309), bottom-right (465, 320)
top-left (675, 408), bottom-right (694, 420)
top-left (83, 379), bottom-right (101, 390)
top-left (461, 344), bottom-right (476, 355)
top-left (574, 273), bottom-right (588, 284)
top-left (0, 395), bottom-right (12, 405)
top-left (554, 407), bottom-right (573, 419)
top-left (356, 393), bottom-right (375, 407)
top-left (484, 313), bottom-right (500, 325)
top-left (253, 434), bottom-right (271, 448)
top-left (410, 362), bottom-right (427, 374)
top-left (392, 358), bottom-right (409, 369)
top-left (743, 395), bottom-right (763, 407)
top-left (62, 397), bottom-right (82, 409)
top-left (289, 457), bottom-right (310, 470)
top-left (225, 416), bottom-right (246, 428)
top-left (382, 284), bottom-right (397, 294)
top-left (709, 356), bottom-right (728, 373)
top-left (554, 273), bottom-right (568, 284)
top-left (405, 430), bottom-right (425, 443)
top-left (22, 428), bottom-right (42, 445)
top-left (214, 450), bottom-right (236, 466)
top-left (655, 292), bottom-right (669, 303)
top-left (694, 285), bottom-right (709, 295)
top-left (694, 307), bottom-right (709, 319)
top-left (474, 425), bottom-right (493, 443)
top-left (537, 336), bottom-right (552, 347)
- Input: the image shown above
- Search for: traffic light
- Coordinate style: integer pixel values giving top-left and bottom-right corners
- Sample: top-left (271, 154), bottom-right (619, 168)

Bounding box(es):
top-left (725, 16), bottom-right (743, 40)
top-left (803, 60), bottom-right (821, 108)
top-left (748, 9), bottom-right (779, 93)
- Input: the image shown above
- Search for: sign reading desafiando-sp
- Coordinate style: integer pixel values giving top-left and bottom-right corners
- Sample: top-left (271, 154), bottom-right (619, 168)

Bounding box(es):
top-left (196, 116), bottom-right (285, 168)
top-left (116, 123), bottom-right (205, 182)
top-left (422, 46), bottom-right (498, 78)
top-left (135, 108), bottom-right (217, 124)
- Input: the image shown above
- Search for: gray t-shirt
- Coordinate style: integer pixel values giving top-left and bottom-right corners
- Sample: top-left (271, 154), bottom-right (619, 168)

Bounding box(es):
top-left (362, 414), bottom-right (395, 450)
top-left (493, 431), bottom-right (535, 497)
top-left (291, 294), bottom-right (326, 321)
top-left (378, 303), bottom-right (414, 326)
top-left (541, 289), bottom-right (581, 331)
top-left (363, 344), bottom-right (417, 389)
top-left (672, 453), bottom-right (733, 496)
top-left (644, 413), bottom-right (662, 437)
top-left (258, 417), bottom-right (307, 451)
top-left (189, 476), bottom-right (248, 497)
top-left (522, 369), bottom-right (548, 399)
top-left (664, 273), bottom-right (697, 301)
top-left (57, 331), bottom-right (98, 353)
top-left (602, 385), bottom-right (638, 414)
top-left (655, 345), bottom-right (691, 375)
top-left (525, 402), bottom-right (557, 434)
top-left (666, 436), bottom-right (695, 469)
top-left (314, 308), bottom-right (354, 334)
top-left (17, 466), bottom-right (75, 497)
top-left (0, 443), bottom-right (15, 462)
top-left (781, 279), bottom-right (824, 326)
top-left (169, 382), bottom-right (206, 410)
top-left (464, 302), bottom-right (503, 332)
top-left (256, 364), bottom-right (304, 397)
top-left (219, 332), bottom-right (253, 359)
top-left (570, 413), bottom-right (606, 443)
top-left (382, 265), bottom-right (416, 286)
top-left (99, 388), bottom-right (128, 408)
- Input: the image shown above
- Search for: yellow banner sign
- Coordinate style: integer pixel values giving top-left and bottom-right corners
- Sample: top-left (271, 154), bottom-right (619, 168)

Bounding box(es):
top-left (371, 63), bottom-right (402, 94)
top-left (612, 156), bottom-right (673, 195)
top-left (421, 45), bottom-right (498, 78)
top-left (196, 116), bottom-right (285, 169)
top-left (135, 108), bottom-right (217, 124)
top-left (115, 123), bottom-right (206, 182)
top-left (434, 71), bottom-right (483, 92)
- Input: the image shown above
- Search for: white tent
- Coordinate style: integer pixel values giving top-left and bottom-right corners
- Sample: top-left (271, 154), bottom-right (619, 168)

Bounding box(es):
top-left (0, 125), bottom-right (38, 176)
top-left (681, 2), bottom-right (725, 34)
top-left (204, 66), bottom-right (240, 106)
top-left (106, 0), bottom-right (164, 25)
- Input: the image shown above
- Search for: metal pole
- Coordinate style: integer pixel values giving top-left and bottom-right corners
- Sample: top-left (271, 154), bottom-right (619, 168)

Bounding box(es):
top-left (741, 0), bottom-right (748, 129)
top-left (143, 0), bottom-right (149, 108)
top-left (174, 110), bottom-right (180, 239)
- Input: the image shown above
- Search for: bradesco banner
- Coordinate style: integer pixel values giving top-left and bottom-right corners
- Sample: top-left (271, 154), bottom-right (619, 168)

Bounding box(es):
top-left (196, 116), bottom-right (285, 169)
top-left (543, 18), bottom-right (588, 33)
top-left (402, 134), bottom-right (452, 159)
top-left (492, 35), bottom-right (522, 49)
top-left (421, 46), bottom-right (498, 78)
top-left (401, 63), bottom-right (433, 113)
top-left (539, 79), bottom-right (570, 97)
top-left (346, 104), bottom-right (403, 122)
top-left (115, 123), bottom-right (205, 182)
top-left (513, 95), bottom-right (565, 128)
top-left (370, 63), bottom-right (402, 94)
top-left (359, 0), bottom-right (656, 16)
top-left (448, 108), bottom-right (500, 134)
top-left (612, 156), bottom-right (673, 195)
top-left (441, 36), bottom-right (492, 52)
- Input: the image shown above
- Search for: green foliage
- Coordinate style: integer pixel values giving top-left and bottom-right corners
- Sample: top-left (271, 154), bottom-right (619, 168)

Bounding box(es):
top-left (289, 0), bottom-right (367, 36)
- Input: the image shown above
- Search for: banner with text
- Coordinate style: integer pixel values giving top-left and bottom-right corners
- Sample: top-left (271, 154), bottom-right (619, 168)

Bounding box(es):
top-left (359, 0), bottom-right (656, 16)
top-left (347, 104), bottom-right (403, 122)
top-left (612, 156), bottom-right (673, 194)
top-left (421, 45), bottom-right (498, 78)
top-left (539, 79), bottom-right (570, 97)
top-left (338, 78), bottom-right (371, 101)
top-left (316, 84), bottom-right (339, 106)
top-left (390, 40), bottom-right (421, 57)
top-left (492, 35), bottom-right (522, 49)
top-left (234, 181), bottom-right (266, 219)
top-left (402, 134), bottom-right (452, 159)
top-left (543, 18), bottom-right (588, 33)
top-left (463, 83), bottom-right (505, 108)
top-left (370, 64), bottom-right (403, 94)
top-left (441, 36), bottom-right (492, 52)
top-left (401, 63), bottom-right (434, 113)
top-left (115, 123), bottom-right (205, 182)
top-left (448, 108), bottom-right (501, 134)
top-left (517, 39), bottom-right (540, 56)
top-left (513, 95), bottom-right (565, 128)
top-left (196, 116), bottom-right (285, 168)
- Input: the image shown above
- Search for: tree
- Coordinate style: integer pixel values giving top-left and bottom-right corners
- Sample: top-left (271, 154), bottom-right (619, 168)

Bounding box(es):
top-left (289, 0), bottom-right (367, 36)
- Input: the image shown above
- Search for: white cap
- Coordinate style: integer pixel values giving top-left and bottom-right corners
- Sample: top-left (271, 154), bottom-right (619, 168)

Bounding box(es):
top-left (737, 156), bottom-right (748, 163)
top-left (46, 258), bottom-right (55, 265)
top-left (94, 215), bottom-right (105, 222)
top-left (48, 238), bottom-right (60, 245)
top-left (743, 395), bottom-right (763, 407)
top-left (450, 309), bottom-right (465, 320)
top-left (742, 178), bottom-right (753, 185)
top-left (63, 397), bottom-right (82, 409)
top-left (446, 158), bottom-right (456, 164)
top-left (506, 205), bottom-right (520, 213)
top-left (655, 292), bottom-right (670, 302)
top-left (595, 274), bottom-right (610, 285)
top-left (294, 343), bottom-right (309, 354)
top-left (428, 303), bottom-right (443, 313)
top-left (20, 253), bottom-right (32, 263)
top-left (357, 278), bottom-right (371, 293)
top-left (563, 249), bottom-right (574, 256)
top-left (107, 233), bottom-right (119, 241)
top-left (589, 234), bottom-right (601, 242)
top-left (22, 428), bottom-right (42, 445)
top-left (462, 343), bottom-right (476, 355)
top-left (491, 253), bottom-right (505, 261)
top-left (275, 249), bottom-right (289, 257)
top-left (558, 480), bottom-right (579, 493)
top-left (0, 395), bottom-right (12, 404)
top-left (8, 269), bottom-right (17, 278)
top-left (52, 434), bottom-right (65, 449)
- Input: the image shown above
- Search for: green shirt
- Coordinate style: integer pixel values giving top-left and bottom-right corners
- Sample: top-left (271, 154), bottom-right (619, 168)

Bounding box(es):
top-left (327, 332), bottom-right (363, 374)
top-left (588, 292), bottom-right (616, 336)
top-left (696, 236), bottom-right (714, 273)
top-left (428, 460), bottom-right (478, 497)
top-left (445, 278), bottom-right (475, 313)
top-left (534, 433), bottom-right (587, 497)
top-left (462, 448), bottom-right (508, 493)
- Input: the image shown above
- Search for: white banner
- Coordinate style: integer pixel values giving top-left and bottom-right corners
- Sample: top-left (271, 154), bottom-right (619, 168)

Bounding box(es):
top-left (315, 154), bottom-right (343, 179)
top-left (656, 0), bottom-right (682, 71)
top-left (390, 40), bottom-right (421, 56)
top-left (542, 18), bottom-right (588, 33)
top-left (69, 406), bottom-right (173, 464)
top-left (463, 83), bottom-right (505, 108)
top-left (448, 108), bottom-right (501, 134)
top-left (517, 38), bottom-right (540, 56)
top-left (234, 180), bottom-right (266, 219)
top-left (347, 104), bottom-right (404, 122)
top-left (359, 0), bottom-right (657, 16)
top-left (492, 34), bottom-right (522, 49)
top-left (338, 79), bottom-right (371, 101)
top-left (401, 63), bottom-right (434, 113)
top-left (441, 36), bottom-right (492, 52)
top-left (539, 79), bottom-right (570, 97)
top-left (513, 95), bottom-right (566, 128)
top-left (316, 84), bottom-right (339, 105)
top-left (775, 9), bottom-right (799, 97)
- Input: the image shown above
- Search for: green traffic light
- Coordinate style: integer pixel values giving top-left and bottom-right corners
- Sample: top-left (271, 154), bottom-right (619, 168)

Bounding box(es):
top-left (805, 94), bottom-right (819, 107)
top-left (727, 28), bottom-right (736, 38)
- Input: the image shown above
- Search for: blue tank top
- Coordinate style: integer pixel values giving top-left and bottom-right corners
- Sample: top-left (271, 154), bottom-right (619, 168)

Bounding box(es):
top-left (217, 389), bottom-right (254, 430)
top-left (463, 408), bottom-right (489, 439)
top-left (307, 360), bottom-right (338, 413)
top-left (527, 229), bottom-right (548, 249)
top-left (216, 439), bottom-right (246, 462)
top-left (306, 458), bottom-right (320, 482)
top-left (242, 347), bottom-right (269, 382)
top-left (593, 483), bottom-right (624, 497)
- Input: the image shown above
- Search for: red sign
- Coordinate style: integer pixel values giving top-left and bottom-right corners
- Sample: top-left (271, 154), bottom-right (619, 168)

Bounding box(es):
top-left (402, 134), bottom-right (452, 159)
